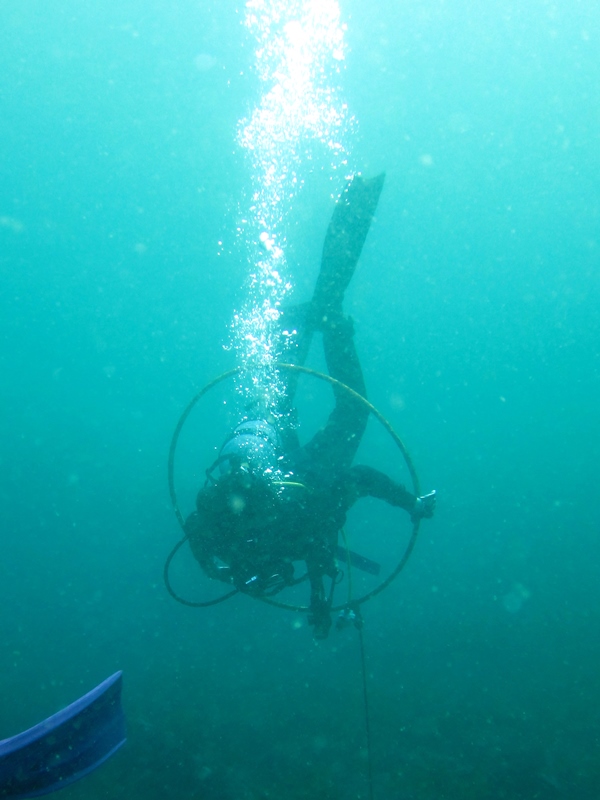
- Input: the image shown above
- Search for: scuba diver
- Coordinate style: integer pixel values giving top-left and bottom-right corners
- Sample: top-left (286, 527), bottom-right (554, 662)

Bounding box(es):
top-left (184, 173), bottom-right (436, 639)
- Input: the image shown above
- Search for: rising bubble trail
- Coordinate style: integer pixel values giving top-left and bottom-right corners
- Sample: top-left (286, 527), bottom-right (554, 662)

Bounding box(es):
top-left (232, 0), bottom-right (353, 415)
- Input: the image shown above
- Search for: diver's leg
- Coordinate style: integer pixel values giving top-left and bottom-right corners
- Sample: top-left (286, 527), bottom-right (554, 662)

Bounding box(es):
top-left (302, 174), bottom-right (385, 468)
top-left (307, 575), bottom-right (333, 640)
top-left (306, 543), bottom-right (337, 639)
top-left (304, 313), bottom-right (368, 469)
top-left (312, 172), bottom-right (385, 320)
top-left (279, 174), bottom-right (384, 457)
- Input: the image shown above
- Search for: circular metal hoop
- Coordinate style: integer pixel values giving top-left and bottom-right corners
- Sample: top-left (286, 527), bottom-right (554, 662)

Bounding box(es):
top-left (166, 363), bottom-right (421, 611)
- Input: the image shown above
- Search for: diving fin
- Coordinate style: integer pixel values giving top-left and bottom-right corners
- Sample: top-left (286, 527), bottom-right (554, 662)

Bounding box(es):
top-left (335, 545), bottom-right (381, 576)
top-left (0, 672), bottom-right (126, 798)
top-left (312, 172), bottom-right (386, 316)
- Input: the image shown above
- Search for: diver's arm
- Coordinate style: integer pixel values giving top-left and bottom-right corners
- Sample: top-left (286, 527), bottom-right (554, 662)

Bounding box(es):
top-left (345, 464), bottom-right (416, 513)
top-left (346, 465), bottom-right (436, 520)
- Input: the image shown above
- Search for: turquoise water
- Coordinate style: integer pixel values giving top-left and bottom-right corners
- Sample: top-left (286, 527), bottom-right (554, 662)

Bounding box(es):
top-left (1, 1), bottom-right (599, 798)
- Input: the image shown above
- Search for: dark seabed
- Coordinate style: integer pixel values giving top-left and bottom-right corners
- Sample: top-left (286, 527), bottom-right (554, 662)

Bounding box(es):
top-left (1, 1), bottom-right (599, 798)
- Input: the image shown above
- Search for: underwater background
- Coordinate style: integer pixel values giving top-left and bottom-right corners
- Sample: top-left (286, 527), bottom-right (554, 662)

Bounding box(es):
top-left (1, 1), bottom-right (599, 798)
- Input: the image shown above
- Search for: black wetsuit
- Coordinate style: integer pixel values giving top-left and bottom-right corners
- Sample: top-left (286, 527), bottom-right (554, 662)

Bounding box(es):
top-left (186, 173), bottom-right (418, 638)
top-left (186, 309), bottom-right (416, 638)
top-left (279, 308), bottom-right (415, 636)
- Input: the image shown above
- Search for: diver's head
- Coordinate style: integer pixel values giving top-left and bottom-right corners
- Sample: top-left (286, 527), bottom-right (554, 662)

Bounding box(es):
top-left (202, 417), bottom-right (308, 518)
top-left (209, 419), bottom-right (283, 482)
top-left (201, 418), bottom-right (285, 521)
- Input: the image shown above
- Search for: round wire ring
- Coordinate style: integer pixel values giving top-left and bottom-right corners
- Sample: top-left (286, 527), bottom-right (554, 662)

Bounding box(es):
top-left (166, 363), bottom-right (421, 611)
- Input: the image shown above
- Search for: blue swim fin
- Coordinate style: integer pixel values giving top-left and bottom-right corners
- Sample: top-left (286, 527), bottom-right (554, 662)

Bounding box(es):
top-left (0, 672), bottom-right (126, 798)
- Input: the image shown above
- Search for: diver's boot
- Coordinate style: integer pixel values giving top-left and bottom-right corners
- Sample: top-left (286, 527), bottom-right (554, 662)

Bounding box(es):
top-left (308, 597), bottom-right (333, 640)
top-left (311, 172), bottom-right (386, 324)
top-left (307, 573), bottom-right (334, 640)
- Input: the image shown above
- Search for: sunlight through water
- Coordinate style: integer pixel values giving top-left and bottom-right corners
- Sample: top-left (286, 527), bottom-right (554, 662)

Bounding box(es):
top-left (231, 0), bottom-right (354, 415)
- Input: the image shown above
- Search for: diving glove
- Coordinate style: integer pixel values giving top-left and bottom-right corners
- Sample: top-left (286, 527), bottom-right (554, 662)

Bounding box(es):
top-left (412, 490), bottom-right (437, 521)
